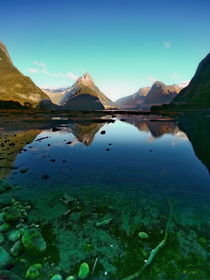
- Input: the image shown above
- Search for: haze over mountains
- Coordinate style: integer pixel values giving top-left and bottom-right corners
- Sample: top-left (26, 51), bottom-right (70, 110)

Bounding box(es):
top-left (0, 41), bottom-right (209, 111)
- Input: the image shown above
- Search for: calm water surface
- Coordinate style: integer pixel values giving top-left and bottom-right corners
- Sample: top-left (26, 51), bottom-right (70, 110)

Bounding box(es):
top-left (1, 113), bottom-right (210, 279)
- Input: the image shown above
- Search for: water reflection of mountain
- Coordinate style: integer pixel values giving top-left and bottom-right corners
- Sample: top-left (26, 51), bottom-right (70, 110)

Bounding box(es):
top-left (68, 122), bottom-right (105, 146)
top-left (59, 116), bottom-right (112, 146)
top-left (118, 115), bottom-right (180, 138)
top-left (178, 114), bottom-right (210, 174)
top-left (0, 130), bottom-right (40, 178)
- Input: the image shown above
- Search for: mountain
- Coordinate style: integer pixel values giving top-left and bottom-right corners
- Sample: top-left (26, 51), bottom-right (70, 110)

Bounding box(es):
top-left (171, 53), bottom-right (210, 108)
top-left (144, 81), bottom-right (181, 105)
top-left (115, 87), bottom-right (150, 109)
top-left (116, 82), bottom-right (183, 110)
top-left (42, 87), bottom-right (67, 105)
top-left (0, 41), bottom-right (50, 108)
top-left (59, 73), bottom-right (115, 110)
top-left (178, 114), bottom-right (210, 174)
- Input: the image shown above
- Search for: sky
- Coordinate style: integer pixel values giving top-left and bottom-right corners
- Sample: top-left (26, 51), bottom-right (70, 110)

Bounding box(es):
top-left (0, 0), bottom-right (210, 101)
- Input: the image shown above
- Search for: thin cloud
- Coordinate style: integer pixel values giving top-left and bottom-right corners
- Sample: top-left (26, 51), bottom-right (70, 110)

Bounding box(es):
top-left (28, 62), bottom-right (78, 81)
top-left (33, 61), bottom-right (46, 67)
top-left (28, 68), bottom-right (38, 73)
top-left (163, 41), bottom-right (172, 48)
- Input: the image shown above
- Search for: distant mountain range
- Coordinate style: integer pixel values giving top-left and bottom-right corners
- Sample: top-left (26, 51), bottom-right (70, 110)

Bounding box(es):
top-left (116, 82), bottom-right (185, 109)
top-left (0, 41), bottom-right (50, 108)
top-left (42, 87), bottom-right (68, 105)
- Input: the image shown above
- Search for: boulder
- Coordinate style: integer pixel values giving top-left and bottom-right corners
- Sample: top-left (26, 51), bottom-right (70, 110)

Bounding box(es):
top-left (22, 229), bottom-right (46, 253)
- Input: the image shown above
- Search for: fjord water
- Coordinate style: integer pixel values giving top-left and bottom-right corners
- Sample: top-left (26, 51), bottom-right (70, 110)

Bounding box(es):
top-left (1, 114), bottom-right (210, 279)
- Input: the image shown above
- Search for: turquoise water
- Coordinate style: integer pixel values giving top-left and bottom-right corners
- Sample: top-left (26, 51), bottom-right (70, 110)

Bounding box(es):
top-left (1, 114), bottom-right (210, 279)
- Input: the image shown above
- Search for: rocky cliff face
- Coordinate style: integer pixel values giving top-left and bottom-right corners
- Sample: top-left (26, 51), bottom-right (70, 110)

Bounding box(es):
top-left (0, 41), bottom-right (50, 108)
top-left (115, 87), bottom-right (150, 109)
top-left (172, 53), bottom-right (210, 108)
top-left (144, 81), bottom-right (180, 105)
top-left (59, 73), bottom-right (115, 110)
top-left (116, 82), bottom-right (181, 109)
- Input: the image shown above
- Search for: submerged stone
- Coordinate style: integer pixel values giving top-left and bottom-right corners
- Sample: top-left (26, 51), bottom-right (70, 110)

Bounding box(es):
top-left (0, 223), bottom-right (10, 233)
top-left (66, 276), bottom-right (76, 280)
top-left (26, 263), bottom-right (42, 279)
top-left (0, 246), bottom-right (13, 269)
top-left (3, 205), bottom-right (22, 223)
top-left (22, 229), bottom-right (47, 253)
top-left (78, 262), bottom-right (90, 279)
top-left (50, 274), bottom-right (63, 280)
top-left (8, 230), bottom-right (21, 242)
top-left (11, 241), bottom-right (22, 257)
top-left (138, 232), bottom-right (149, 239)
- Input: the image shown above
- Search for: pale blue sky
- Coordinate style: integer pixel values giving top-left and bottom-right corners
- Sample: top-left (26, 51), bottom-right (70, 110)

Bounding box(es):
top-left (0, 0), bottom-right (210, 100)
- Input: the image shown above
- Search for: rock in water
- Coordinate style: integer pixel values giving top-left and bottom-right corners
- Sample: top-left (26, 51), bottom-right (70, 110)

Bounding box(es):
top-left (26, 263), bottom-right (42, 279)
top-left (11, 241), bottom-right (22, 257)
top-left (7, 230), bottom-right (21, 242)
top-left (78, 262), bottom-right (90, 279)
top-left (0, 246), bottom-right (13, 269)
top-left (50, 274), bottom-right (63, 280)
top-left (22, 229), bottom-right (46, 253)
top-left (138, 232), bottom-right (149, 239)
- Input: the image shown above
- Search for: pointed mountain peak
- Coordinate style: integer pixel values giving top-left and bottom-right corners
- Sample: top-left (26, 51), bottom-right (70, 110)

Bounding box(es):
top-left (82, 72), bottom-right (93, 81)
top-left (78, 72), bottom-right (94, 85)
top-left (152, 81), bottom-right (166, 88)
top-left (0, 41), bottom-right (11, 61)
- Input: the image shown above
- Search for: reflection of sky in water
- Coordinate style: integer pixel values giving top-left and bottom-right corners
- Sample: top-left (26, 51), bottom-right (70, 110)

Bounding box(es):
top-left (8, 120), bottom-right (210, 199)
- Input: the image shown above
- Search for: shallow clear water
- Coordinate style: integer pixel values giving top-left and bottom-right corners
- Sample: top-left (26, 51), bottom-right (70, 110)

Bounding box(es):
top-left (1, 114), bottom-right (210, 279)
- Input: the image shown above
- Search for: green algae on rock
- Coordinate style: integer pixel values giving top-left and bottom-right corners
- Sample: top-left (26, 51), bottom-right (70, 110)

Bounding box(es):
top-left (0, 246), bottom-right (13, 269)
top-left (78, 262), bottom-right (90, 279)
top-left (26, 263), bottom-right (42, 279)
top-left (22, 229), bottom-right (47, 253)
top-left (138, 232), bottom-right (149, 239)
top-left (10, 240), bottom-right (23, 257)
top-left (7, 229), bottom-right (21, 242)
top-left (66, 276), bottom-right (76, 280)
top-left (50, 274), bottom-right (63, 280)
top-left (0, 223), bottom-right (10, 233)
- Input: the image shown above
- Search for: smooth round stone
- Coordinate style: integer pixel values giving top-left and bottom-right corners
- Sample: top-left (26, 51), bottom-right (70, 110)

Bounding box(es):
top-left (8, 230), bottom-right (21, 242)
top-left (66, 276), bottom-right (76, 280)
top-left (138, 232), bottom-right (149, 239)
top-left (78, 263), bottom-right (90, 279)
top-left (50, 274), bottom-right (63, 280)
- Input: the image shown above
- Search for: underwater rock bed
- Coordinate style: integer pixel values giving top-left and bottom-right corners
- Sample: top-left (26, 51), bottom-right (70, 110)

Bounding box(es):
top-left (0, 179), bottom-right (210, 280)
